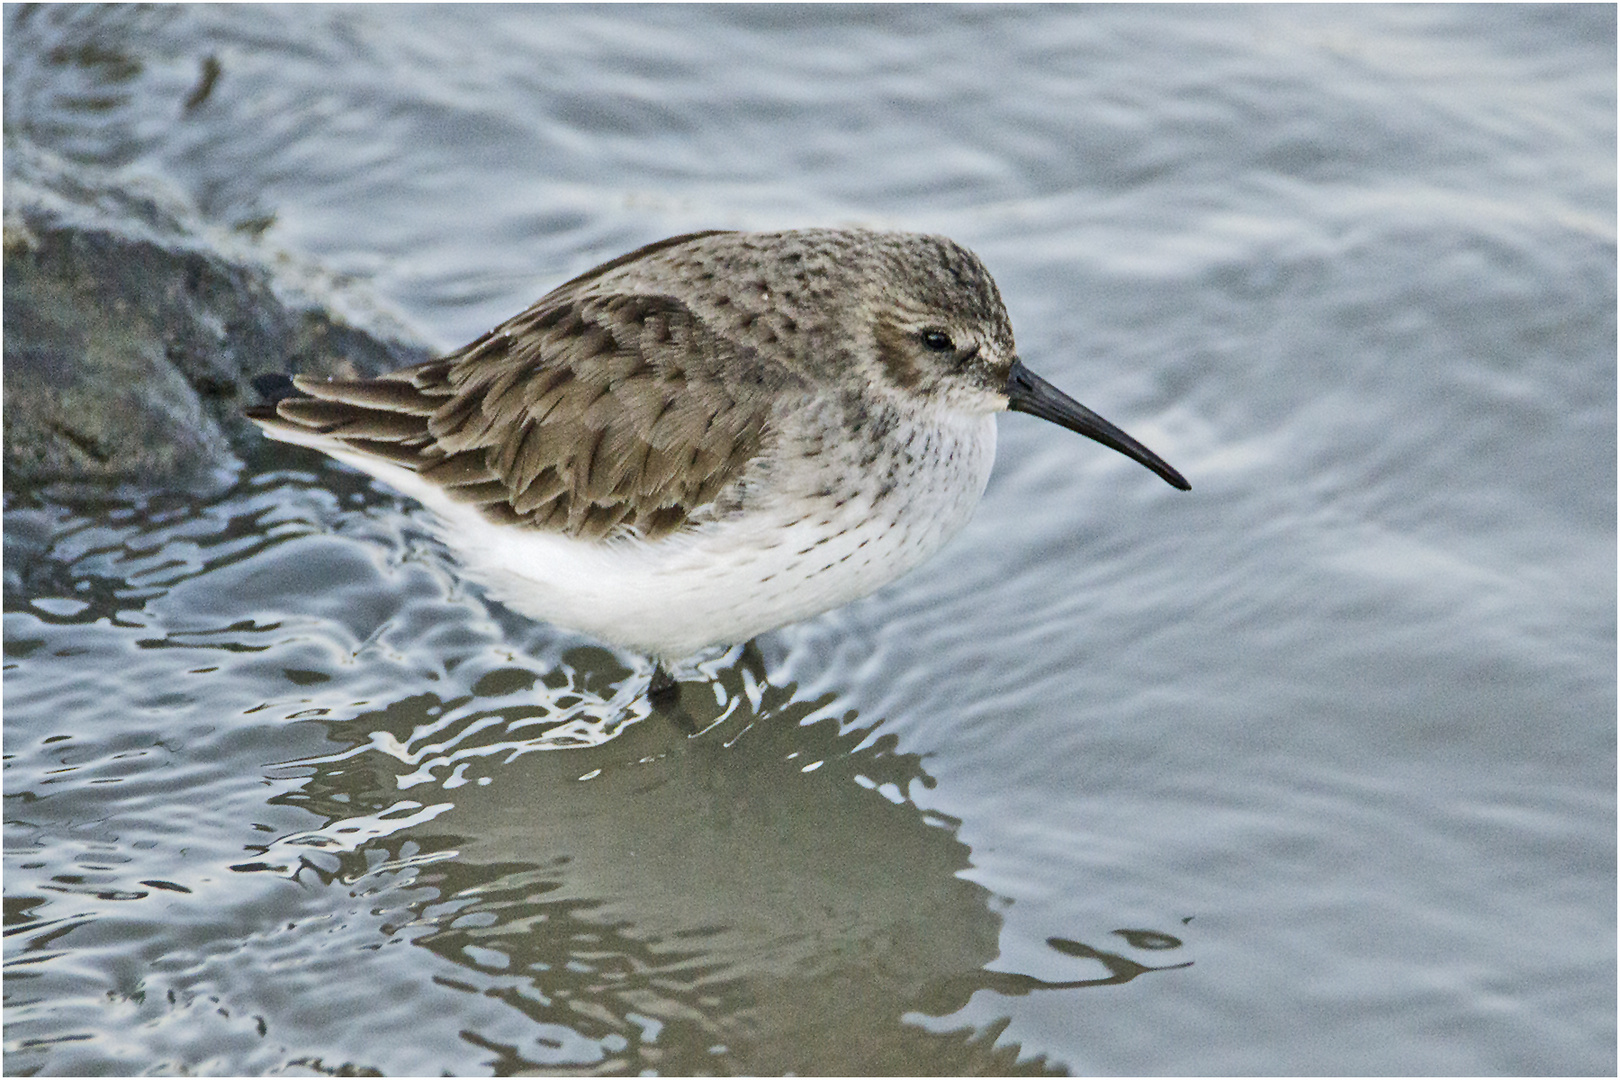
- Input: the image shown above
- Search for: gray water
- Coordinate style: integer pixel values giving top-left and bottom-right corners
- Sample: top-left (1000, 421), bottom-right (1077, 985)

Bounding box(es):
top-left (4, 4), bottom-right (1614, 1075)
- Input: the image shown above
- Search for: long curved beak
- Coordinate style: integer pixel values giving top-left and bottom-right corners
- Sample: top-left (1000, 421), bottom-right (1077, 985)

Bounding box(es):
top-left (1006, 359), bottom-right (1190, 491)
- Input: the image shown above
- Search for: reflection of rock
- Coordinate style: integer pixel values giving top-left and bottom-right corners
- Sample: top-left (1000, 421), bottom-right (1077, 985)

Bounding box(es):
top-left (3, 151), bottom-right (428, 490)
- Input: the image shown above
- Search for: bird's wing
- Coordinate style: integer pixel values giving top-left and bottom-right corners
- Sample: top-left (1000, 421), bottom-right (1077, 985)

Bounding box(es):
top-left (247, 292), bottom-right (796, 541)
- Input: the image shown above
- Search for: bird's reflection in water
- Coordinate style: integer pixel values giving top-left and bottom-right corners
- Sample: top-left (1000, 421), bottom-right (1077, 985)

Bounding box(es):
top-left (281, 644), bottom-right (1192, 1075)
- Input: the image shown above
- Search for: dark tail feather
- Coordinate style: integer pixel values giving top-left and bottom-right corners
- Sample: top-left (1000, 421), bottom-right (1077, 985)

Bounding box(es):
top-left (244, 373), bottom-right (307, 420)
top-left (251, 372), bottom-right (306, 404)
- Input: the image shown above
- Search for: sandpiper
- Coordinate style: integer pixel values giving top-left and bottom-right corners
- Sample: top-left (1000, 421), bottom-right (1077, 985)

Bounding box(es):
top-left (247, 228), bottom-right (1188, 697)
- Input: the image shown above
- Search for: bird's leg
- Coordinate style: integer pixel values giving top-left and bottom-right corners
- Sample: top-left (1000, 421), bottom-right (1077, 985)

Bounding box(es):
top-left (648, 663), bottom-right (680, 710)
top-left (739, 639), bottom-right (770, 684)
top-left (648, 664), bottom-right (699, 735)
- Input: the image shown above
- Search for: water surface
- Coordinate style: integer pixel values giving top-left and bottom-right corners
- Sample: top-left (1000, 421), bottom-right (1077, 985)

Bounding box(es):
top-left (5, 5), bottom-right (1614, 1074)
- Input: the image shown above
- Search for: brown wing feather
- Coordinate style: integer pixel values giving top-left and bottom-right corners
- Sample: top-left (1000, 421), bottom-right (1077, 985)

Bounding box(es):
top-left (252, 291), bottom-right (794, 541)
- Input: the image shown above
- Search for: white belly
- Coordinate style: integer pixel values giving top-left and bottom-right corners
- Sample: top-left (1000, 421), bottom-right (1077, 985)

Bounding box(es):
top-left (290, 411), bottom-right (998, 660)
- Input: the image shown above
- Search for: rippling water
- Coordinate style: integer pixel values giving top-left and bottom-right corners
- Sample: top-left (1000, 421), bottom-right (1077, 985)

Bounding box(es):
top-left (5, 5), bottom-right (1614, 1075)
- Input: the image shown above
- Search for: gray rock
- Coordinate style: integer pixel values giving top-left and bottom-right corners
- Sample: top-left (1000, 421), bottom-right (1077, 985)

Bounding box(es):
top-left (3, 164), bottom-right (430, 493)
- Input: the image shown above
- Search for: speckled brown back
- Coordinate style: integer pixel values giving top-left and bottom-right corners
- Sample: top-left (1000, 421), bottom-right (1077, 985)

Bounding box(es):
top-left (260, 284), bottom-right (800, 541)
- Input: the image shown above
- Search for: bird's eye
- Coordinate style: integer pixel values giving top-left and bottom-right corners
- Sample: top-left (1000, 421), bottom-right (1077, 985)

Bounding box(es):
top-left (920, 329), bottom-right (954, 352)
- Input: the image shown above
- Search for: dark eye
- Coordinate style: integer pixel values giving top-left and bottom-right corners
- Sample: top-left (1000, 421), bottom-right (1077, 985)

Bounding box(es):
top-left (920, 329), bottom-right (954, 352)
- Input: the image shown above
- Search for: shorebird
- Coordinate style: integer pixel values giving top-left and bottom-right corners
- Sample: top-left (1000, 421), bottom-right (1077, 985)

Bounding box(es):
top-left (247, 228), bottom-right (1188, 701)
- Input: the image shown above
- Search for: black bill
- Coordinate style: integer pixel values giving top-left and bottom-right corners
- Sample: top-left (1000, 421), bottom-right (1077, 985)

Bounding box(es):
top-left (1006, 359), bottom-right (1191, 491)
